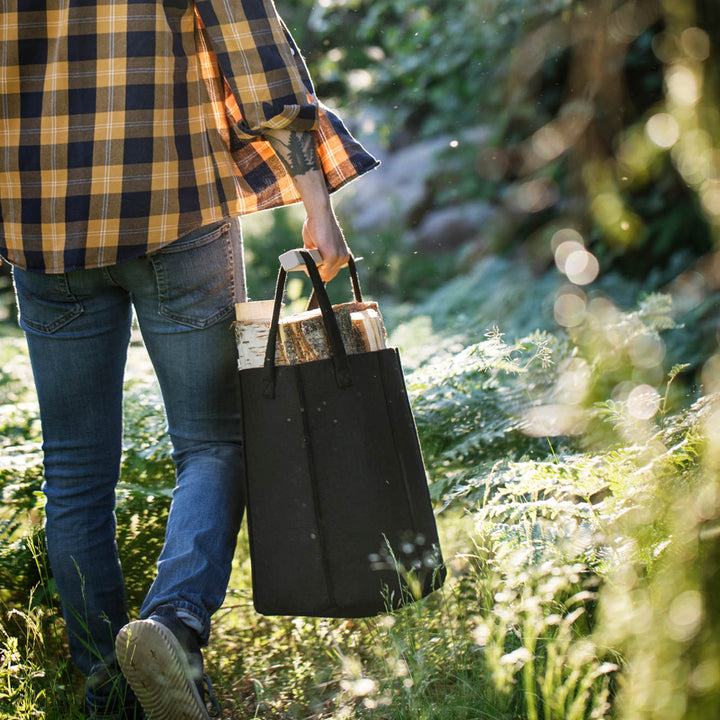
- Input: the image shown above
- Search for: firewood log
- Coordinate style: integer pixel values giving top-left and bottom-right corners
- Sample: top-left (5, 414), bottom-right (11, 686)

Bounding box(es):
top-left (234, 301), bottom-right (287, 369)
top-left (235, 301), bottom-right (387, 369)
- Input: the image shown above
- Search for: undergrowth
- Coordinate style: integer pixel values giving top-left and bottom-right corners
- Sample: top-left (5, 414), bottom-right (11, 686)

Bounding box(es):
top-left (2, 270), bottom-right (718, 719)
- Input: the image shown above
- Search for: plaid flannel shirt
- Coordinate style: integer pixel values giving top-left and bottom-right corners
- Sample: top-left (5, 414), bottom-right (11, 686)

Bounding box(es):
top-left (0, 0), bottom-right (377, 273)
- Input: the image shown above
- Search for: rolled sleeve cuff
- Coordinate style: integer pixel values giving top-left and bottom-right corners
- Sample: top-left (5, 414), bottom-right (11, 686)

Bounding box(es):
top-left (194, 0), bottom-right (320, 139)
top-left (233, 98), bottom-right (320, 139)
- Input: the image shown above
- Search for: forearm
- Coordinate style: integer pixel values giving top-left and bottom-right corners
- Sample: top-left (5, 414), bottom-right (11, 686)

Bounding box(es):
top-left (265, 128), bottom-right (350, 280)
top-left (264, 129), bottom-right (331, 214)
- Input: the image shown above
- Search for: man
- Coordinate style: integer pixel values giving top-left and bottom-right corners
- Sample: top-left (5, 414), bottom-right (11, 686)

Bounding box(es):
top-left (0, 0), bottom-right (376, 717)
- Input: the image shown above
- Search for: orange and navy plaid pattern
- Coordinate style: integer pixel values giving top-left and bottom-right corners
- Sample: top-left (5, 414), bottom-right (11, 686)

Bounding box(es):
top-left (0, 0), bottom-right (377, 273)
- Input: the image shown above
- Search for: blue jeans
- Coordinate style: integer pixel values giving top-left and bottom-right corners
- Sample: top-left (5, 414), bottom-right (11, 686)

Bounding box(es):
top-left (12, 221), bottom-right (246, 684)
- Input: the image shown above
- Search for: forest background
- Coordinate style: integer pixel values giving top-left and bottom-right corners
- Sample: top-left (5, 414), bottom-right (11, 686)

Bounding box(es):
top-left (2, 0), bottom-right (720, 718)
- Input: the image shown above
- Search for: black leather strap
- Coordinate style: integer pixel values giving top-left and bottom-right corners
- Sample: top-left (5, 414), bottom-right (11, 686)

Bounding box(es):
top-left (306, 255), bottom-right (363, 311)
top-left (262, 252), bottom-right (355, 398)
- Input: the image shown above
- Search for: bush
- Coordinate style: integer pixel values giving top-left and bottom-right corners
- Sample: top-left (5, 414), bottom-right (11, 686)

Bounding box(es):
top-left (0, 271), bottom-right (716, 718)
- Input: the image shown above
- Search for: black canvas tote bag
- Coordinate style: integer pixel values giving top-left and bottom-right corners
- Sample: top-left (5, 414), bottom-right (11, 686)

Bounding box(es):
top-left (239, 251), bottom-right (445, 617)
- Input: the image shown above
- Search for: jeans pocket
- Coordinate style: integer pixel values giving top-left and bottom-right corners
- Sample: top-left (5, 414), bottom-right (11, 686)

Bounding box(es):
top-left (150, 222), bottom-right (234, 329)
top-left (12, 268), bottom-right (83, 334)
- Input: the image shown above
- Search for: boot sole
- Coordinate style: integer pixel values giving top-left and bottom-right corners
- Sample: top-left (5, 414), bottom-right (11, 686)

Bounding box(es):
top-left (115, 619), bottom-right (210, 720)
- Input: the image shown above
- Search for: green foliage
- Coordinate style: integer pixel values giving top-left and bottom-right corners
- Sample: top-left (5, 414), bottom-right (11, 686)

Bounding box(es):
top-left (593, 397), bottom-right (720, 720)
top-left (1, 1), bottom-right (719, 710)
top-left (0, 263), bottom-right (15, 328)
top-left (242, 205), bottom-right (308, 302)
top-left (2, 246), bottom-right (717, 719)
top-left (466, 545), bottom-right (615, 720)
top-left (0, 600), bottom-right (80, 719)
top-left (0, 340), bottom-right (45, 608)
top-left (207, 278), bottom-right (714, 719)
top-left (298, 0), bottom-right (576, 140)
top-left (0, 277), bottom-right (717, 720)
top-left (290, 0), bottom-right (716, 307)
top-left (115, 375), bottom-right (174, 612)
top-left (409, 329), bottom-right (564, 507)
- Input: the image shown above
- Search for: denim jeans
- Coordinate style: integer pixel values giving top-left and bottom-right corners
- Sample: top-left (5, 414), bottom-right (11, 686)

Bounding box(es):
top-left (12, 221), bottom-right (247, 687)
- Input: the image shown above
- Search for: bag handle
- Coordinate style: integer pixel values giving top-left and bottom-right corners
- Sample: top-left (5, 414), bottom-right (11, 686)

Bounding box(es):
top-left (262, 252), bottom-right (361, 398)
top-left (306, 255), bottom-right (363, 311)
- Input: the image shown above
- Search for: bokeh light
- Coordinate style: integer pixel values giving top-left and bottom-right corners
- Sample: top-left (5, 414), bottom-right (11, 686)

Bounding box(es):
top-left (666, 64), bottom-right (701, 107)
top-left (701, 354), bottom-right (720, 395)
top-left (554, 238), bottom-right (585, 273)
top-left (626, 384), bottom-right (661, 420)
top-left (554, 287), bottom-right (587, 327)
top-left (627, 333), bottom-right (666, 370)
top-left (645, 113), bottom-right (681, 149)
top-left (564, 248), bottom-right (599, 285)
top-left (679, 27), bottom-right (710, 62)
top-left (667, 590), bottom-right (704, 642)
top-left (552, 229), bottom-right (599, 286)
top-left (523, 404), bottom-right (587, 437)
top-left (551, 227), bottom-right (584, 252)
top-left (508, 177), bottom-right (558, 213)
top-left (554, 357), bottom-right (591, 406)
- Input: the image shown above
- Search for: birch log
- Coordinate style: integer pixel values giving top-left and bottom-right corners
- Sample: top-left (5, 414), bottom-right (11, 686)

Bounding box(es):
top-left (235, 300), bottom-right (387, 369)
top-left (234, 301), bottom-right (286, 370)
top-left (279, 302), bottom-right (386, 363)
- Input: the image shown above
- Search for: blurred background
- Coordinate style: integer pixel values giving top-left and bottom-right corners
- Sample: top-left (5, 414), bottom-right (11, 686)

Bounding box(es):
top-left (3, 2), bottom-right (720, 718)
top-left (3, 0), bottom-right (720, 369)
top-left (238, 0), bottom-right (720, 380)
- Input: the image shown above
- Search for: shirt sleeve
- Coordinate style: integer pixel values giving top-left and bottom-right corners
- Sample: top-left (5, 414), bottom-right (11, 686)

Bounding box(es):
top-left (193, 0), bottom-right (319, 138)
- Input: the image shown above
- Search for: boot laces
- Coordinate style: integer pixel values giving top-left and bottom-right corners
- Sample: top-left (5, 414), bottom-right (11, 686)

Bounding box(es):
top-left (201, 673), bottom-right (221, 717)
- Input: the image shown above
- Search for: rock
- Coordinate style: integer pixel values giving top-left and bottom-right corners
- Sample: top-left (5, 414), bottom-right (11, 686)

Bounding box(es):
top-left (335, 140), bottom-right (441, 233)
top-left (408, 201), bottom-right (498, 252)
top-left (335, 126), bottom-right (493, 235)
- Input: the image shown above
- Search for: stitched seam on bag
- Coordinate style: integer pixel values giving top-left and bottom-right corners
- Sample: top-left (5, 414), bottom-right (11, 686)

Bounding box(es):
top-left (379, 349), bottom-right (446, 599)
top-left (378, 350), bottom-right (421, 536)
top-left (377, 348), bottom-right (436, 609)
top-left (294, 366), bottom-right (339, 613)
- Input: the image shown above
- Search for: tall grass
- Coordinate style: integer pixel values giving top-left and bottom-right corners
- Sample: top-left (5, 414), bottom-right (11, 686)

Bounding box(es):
top-left (1, 276), bottom-right (717, 718)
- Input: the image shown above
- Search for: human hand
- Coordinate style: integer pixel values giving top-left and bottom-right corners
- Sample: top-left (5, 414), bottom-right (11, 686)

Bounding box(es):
top-left (302, 207), bottom-right (350, 283)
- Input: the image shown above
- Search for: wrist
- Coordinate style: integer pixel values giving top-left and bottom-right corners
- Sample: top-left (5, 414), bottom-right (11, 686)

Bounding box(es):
top-left (293, 172), bottom-right (333, 216)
